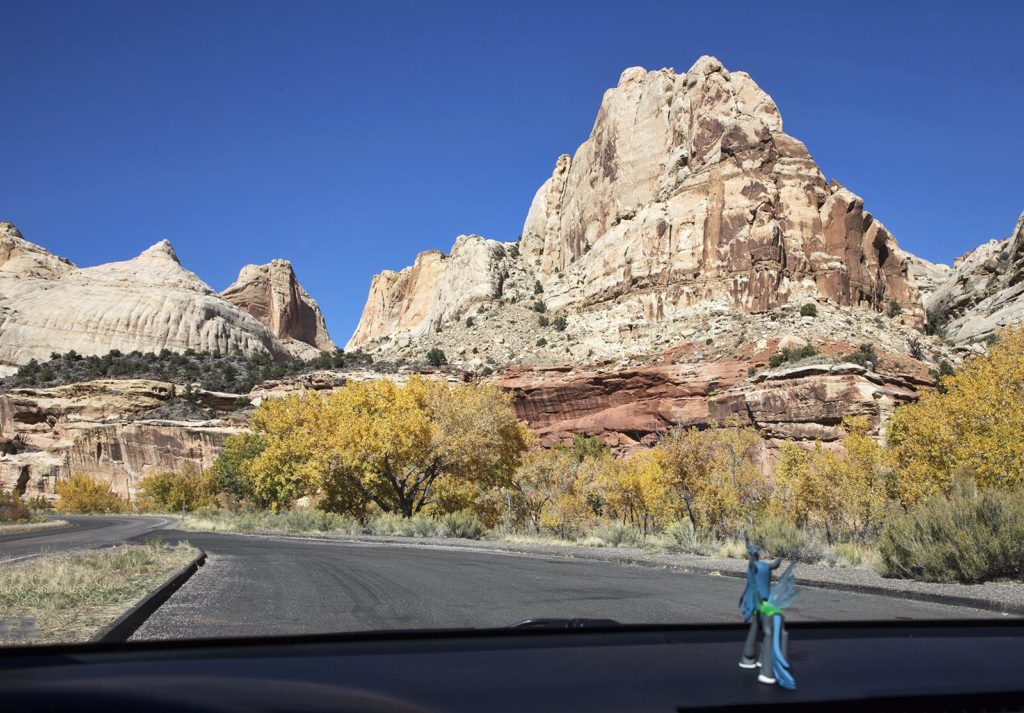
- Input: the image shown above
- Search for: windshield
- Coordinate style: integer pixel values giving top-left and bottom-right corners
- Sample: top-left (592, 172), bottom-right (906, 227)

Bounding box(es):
top-left (2, 1), bottom-right (1023, 649)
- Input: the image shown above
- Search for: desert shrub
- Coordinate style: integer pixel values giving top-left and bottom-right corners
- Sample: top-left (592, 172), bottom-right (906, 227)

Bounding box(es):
top-left (747, 366), bottom-right (757, 377)
top-left (768, 343), bottom-right (818, 368)
top-left (907, 336), bottom-right (924, 360)
top-left (879, 488), bottom-right (1024, 583)
top-left (800, 303), bottom-right (818, 317)
top-left (465, 316), bottom-right (475, 328)
top-left (0, 490), bottom-right (31, 523)
top-left (887, 299), bottom-right (903, 317)
top-left (366, 512), bottom-right (440, 538)
top-left (425, 348), bottom-right (447, 366)
top-left (536, 337), bottom-right (547, 347)
top-left (534, 280), bottom-right (544, 295)
top-left (55, 475), bottom-right (128, 514)
top-left (439, 510), bottom-right (485, 539)
top-left (139, 465), bottom-right (217, 512)
top-left (508, 244), bottom-right (519, 258)
top-left (926, 308), bottom-right (949, 337)
top-left (750, 516), bottom-right (824, 564)
top-left (663, 519), bottom-right (697, 552)
top-left (842, 343), bottom-right (877, 367)
top-left (278, 509), bottom-right (358, 533)
top-left (532, 300), bottom-right (547, 313)
top-left (588, 523), bottom-right (644, 548)
top-left (538, 315), bottom-right (550, 327)
top-left (553, 315), bottom-right (567, 331)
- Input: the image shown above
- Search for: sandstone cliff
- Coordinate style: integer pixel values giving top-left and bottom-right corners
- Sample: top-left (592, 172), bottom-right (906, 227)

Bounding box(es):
top-left (348, 57), bottom-right (925, 363)
top-left (0, 223), bottom-right (334, 368)
top-left (922, 210), bottom-right (1024, 344)
top-left (221, 259), bottom-right (335, 359)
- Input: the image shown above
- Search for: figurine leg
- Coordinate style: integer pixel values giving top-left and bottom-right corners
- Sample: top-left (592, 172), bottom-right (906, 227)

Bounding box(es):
top-left (757, 615), bottom-right (776, 684)
top-left (739, 616), bottom-right (759, 668)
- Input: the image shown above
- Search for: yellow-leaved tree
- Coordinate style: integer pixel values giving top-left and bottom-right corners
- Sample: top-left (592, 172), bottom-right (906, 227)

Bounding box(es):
top-left (770, 417), bottom-right (889, 542)
top-left (888, 326), bottom-right (1024, 506)
top-left (246, 376), bottom-right (530, 516)
top-left (656, 420), bottom-right (765, 535)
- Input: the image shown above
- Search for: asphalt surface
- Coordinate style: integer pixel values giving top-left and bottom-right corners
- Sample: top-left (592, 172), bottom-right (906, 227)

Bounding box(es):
top-left (0, 516), bottom-right (995, 640)
top-left (0, 515), bottom-right (171, 561)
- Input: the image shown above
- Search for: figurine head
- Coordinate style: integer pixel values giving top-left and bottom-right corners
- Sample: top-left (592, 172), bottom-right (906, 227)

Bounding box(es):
top-left (743, 531), bottom-right (760, 559)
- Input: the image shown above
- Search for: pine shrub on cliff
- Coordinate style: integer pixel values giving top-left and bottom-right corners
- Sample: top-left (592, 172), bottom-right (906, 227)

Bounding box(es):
top-left (1, 348), bottom-right (378, 395)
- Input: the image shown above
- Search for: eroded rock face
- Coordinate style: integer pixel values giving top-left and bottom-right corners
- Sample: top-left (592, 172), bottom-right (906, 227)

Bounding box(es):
top-left (346, 236), bottom-right (508, 348)
top-left (221, 260), bottom-right (335, 358)
top-left (349, 57), bottom-right (924, 353)
top-left (0, 225), bottom-right (335, 368)
top-left (924, 210), bottom-right (1024, 343)
top-left (0, 378), bottom-right (244, 498)
top-left (492, 360), bottom-right (923, 450)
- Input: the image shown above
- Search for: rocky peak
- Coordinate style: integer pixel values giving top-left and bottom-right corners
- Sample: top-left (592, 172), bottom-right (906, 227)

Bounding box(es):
top-left (75, 239), bottom-right (214, 294)
top-left (0, 221), bottom-right (77, 278)
top-left (221, 259), bottom-right (335, 357)
top-left (349, 57), bottom-right (925, 364)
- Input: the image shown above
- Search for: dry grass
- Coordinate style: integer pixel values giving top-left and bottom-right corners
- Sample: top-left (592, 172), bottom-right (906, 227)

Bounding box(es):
top-left (0, 519), bottom-right (69, 536)
top-left (0, 541), bottom-right (197, 645)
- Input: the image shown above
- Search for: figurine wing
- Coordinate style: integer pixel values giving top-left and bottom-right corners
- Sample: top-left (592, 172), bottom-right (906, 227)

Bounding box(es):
top-left (771, 614), bottom-right (796, 690)
top-left (767, 562), bottom-right (799, 611)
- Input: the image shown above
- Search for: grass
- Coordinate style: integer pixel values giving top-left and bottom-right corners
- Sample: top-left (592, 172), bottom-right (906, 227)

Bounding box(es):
top-left (0, 519), bottom-right (69, 535)
top-left (0, 541), bottom-right (198, 645)
top-left (175, 508), bottom-right (883, 572)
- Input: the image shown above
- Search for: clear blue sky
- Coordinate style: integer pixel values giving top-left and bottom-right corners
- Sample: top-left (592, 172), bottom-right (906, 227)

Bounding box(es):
top-left (3, 1), bottom-right (1023, 344)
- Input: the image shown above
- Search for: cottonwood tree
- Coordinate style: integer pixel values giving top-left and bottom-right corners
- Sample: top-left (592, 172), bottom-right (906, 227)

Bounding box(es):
top-left (246, 376), bottom-right (529, 516)
top-left (888, 326), bottom-right (1024, 505)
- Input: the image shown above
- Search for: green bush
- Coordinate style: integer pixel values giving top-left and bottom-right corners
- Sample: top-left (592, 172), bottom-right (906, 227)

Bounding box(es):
top-left (538, 315), bottom-right (550, 327)
top-left (750, 516), bottom-right (824, 564)
top-left (209, 433), bottom-right (266, 503)
top-left (887, 299), bottom-right (903, 318)
top-left (663, 519), bottom-right (697, 552)
top-left (588, 523), bottom-right (644, 548)
top-left (139, 465), bottom-right (217, 512)
top-left (55, 475), bottom-right (128, 514)
top-left (879, 489), bottom-right (1024, 583)
top-left (553, 315), bottom-right (567, 331)
top-left (536, 337), bottom-right (547, 347)
top-left (465, 316), bottom-right (475, 328)
top-left (278, 509), bottom-right (359, 533)
top-left (768, 343), bottom-right (818, 368)
top-left (534, 280), bottom-right (544, 295)
top-left (842, 343), bottom-right (877, 367)
top-left (0, 490), bottom-right (31, 523)
top-left (439, 510), bottom-right (485, 539)
top-left (426, 348), bottom-right (447, 366)
top-left (800, 303), bottom-right (818, 317)
top-left (532, 300), bottom-right (547, 313)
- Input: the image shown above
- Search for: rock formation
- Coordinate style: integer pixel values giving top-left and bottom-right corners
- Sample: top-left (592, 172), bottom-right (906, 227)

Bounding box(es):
top-left (221, 259), bottom-right (335, 359)
top-left (0, 222), bottom-right (334, 369)
top-left (921, 210), bottom-right (1024, 344)
top-left (0, 378), bottom-right (244, 499)
top-left (349, 56), bottom-right (924, 361)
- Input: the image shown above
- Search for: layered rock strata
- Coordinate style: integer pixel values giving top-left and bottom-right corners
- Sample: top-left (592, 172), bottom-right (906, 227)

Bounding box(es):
top-left (0, 222), bottom-right (333, 368)
top-left (221, 259), bottom-right (335, 358)
top-left (349, 56), bottom-right (925, 360)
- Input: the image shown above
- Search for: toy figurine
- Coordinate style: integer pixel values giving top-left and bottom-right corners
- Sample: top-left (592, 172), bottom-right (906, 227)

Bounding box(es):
top-left (738, 532), bottom-right (798, 690)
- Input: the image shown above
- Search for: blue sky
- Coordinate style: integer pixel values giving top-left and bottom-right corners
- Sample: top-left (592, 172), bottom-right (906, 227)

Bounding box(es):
top-left (3, 1), bottom-right (1023, 344)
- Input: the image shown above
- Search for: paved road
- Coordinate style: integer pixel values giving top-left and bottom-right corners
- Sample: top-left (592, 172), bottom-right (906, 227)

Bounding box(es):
top-left (0, 516), bottom-right (994, 640)
top-left (0, 515), bottom-right (170, 561)
top-left (129, 528), bottom-right (993, 640)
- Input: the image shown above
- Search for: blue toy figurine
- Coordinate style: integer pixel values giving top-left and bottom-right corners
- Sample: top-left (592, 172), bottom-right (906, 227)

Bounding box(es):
top-left (738, 532), bottom-right (798, 690)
